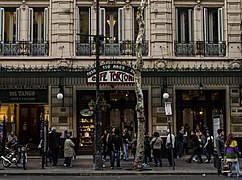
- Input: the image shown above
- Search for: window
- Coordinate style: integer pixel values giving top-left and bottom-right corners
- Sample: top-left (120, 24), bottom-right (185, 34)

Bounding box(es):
top-left (203, 8), bottom-right (223, 43)
top-left (175, 8), bottom-right (194, 56)
top-left (29, 8), bottom-right (49, 43)
top-left (100, 8), bottom-right (123, 43)
top-left (176, 8), bottom-right (193, 43)
top-left (0, 8), bottom-right (20, 43)
top-left (77, 7), bottom-right (90, 43)
top-left (203, 8), bottom-right (225, 56)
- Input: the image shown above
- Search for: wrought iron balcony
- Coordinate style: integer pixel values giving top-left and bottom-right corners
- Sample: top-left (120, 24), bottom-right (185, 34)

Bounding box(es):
top-left (175, 41), bottom-right (226, 57)
top-left (0, 41), bottom-right (49, 56)
top-left (76, 40), bottom-right (149, 56)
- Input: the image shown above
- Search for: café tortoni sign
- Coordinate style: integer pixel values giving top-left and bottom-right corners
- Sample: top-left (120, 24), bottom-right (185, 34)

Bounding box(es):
top-left (87, 64), bottom-right (135, 84)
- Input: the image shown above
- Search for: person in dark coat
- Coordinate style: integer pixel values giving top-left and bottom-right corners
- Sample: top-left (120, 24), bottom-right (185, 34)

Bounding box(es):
top-left (48, 127), bottom-right (61, 166)
top-left (204, 131), bottom-right (214, 163)
top-left (215, 128), bottom-right (224, 176)
top-left (144, 131), bottom-right (151, 167)
top-left (177, 126), bottom-right (184, 158)
top-left (186, 130), bottom-right (203, 163)
top-left (109, 127), bottom-right (123, 169)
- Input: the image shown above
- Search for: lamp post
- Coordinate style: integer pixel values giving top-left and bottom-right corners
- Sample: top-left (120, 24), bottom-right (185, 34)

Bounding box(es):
top-left (93, 0), bottom-right (103, 170)
top-left (163, 93), bottom-right (175, 170)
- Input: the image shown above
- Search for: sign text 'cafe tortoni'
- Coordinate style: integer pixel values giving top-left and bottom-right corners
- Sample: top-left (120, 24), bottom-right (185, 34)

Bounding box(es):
top-left (87, 64), bottom-right (135, 84)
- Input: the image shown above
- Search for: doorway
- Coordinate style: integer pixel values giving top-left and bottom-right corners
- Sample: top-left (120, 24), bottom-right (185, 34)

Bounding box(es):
top-left (19, 105), bottom-right (44, 144)
top-left (176, 90), bottom-right (226, 135)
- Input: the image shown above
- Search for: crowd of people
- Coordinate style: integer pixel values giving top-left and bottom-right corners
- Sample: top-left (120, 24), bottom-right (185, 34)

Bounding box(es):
top-left (2, 124), bottom-right (242, 177)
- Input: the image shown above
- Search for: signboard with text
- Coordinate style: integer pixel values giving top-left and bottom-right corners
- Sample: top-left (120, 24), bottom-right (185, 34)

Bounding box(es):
top-left (87, 64), bottom-right (135, 84)
top-left (0, 89), bottom-right (48, 103)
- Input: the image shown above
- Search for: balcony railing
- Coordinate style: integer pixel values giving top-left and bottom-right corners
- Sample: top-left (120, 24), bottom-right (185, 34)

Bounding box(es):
top-left (175, 41), bottom-right (226, 57)
top-left (0, 41), bottom-right (49, 56)
top-left (76, 40), bottom-right (149, 56)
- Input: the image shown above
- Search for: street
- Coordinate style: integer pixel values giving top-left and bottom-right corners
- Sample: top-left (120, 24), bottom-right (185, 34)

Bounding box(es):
top-left (0, 175), bottom-right (227, 180)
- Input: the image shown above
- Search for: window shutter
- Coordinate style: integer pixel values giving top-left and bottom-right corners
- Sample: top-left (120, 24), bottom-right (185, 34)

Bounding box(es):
top-left (0, 8), bottom-right (4, 42)
top-left (44, 8), bottom-right (49, 43)
top-left (76, 7), bottom-right (80, 43)
top-left (218, 8), bottom-right (224, 42)
top-left (100, 8), bottom-right (105, 42)
top-left (132, 7), bottom-right (136, 41)
top-left (118, 8), bottom-right (124, 42)
top-left (16, 8), bottom-right (20, 42)
top-left (188, 9), bottom-right (193, 42)
top-left (28, 8), bottom-right (33, 42)
top-left (203, 8), bottom-right (208, 42)
top-left (175, 8), bottom-right (179, 42)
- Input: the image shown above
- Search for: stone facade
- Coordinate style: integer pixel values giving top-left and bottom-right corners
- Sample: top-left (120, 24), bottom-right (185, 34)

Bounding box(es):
top-left (0, 0), bottom-right (242, 144)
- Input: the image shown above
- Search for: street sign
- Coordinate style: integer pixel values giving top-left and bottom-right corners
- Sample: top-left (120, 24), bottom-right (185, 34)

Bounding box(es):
top-left (165, 102), bottom-right (172, 115)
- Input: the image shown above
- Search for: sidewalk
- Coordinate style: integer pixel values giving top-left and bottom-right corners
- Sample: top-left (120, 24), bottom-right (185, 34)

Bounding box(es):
top-left (0, 155), bottom-right (223, 176)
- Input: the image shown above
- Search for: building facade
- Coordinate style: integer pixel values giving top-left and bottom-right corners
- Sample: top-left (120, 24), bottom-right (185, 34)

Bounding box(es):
top-left (0, 0), bottom-right (241, 154)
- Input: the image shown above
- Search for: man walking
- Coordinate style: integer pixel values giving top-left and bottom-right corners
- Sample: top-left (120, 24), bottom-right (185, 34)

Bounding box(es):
top-left (48, 127), bottom-right (60, 166)
top-left (215, 128), bottom-right (224, 176)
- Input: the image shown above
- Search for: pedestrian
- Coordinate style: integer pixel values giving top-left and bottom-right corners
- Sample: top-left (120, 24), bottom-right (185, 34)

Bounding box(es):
top-left (143, 131), bottom-right (151, 167)
top-left (7, 131), bottom-right (18, 147)
top-left (204, 131), bottom-right (214, 163)
top-left (150, 132), bottom-right (163, 167)
top-left (177, 126), bottom-right (184, 158)
top-left (64, 133), bottom-right (75, 167)
top-left (183, 123), bottom-right (189, 155)
top-left (101, 129), bottom-right (109, 161)
top-left (215, 128), bottom-right (224, 176)
top-left (224, 133), bottom-right (242, 178)
top-left (186, 130), bottom-right (203, 163)
top-left (130, 133), bottom-right (137, 160)
top-left (48, 127), bottom-right (61, 166)
top-left (166, 129), bottom-right (175, 167)
top-left (109, 127), bottom-right (122, 169)
top-left (122, 128), bottom-right (131, 161)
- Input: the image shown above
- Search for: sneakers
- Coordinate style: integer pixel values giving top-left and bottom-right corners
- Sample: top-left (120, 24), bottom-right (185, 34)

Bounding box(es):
top-left (192, 158), bottom-right (198, 162)
top-left (205, 159), bottom-right (210, 163)
top-left (143, 163), bottom-right (150, 168)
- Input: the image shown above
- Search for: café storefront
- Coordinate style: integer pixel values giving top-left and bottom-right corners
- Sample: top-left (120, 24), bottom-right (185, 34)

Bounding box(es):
top-left (0, 64), bottom-right (242, 154)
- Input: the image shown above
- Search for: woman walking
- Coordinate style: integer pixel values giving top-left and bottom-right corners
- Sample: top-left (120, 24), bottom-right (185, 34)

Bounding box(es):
top-left (225, 133), bottom-right (242, 177)
top-left (64, 134), bottom-right (75, 167)
top-left (150, 132), bottom-right (163, 167)
top-left (204, 131), bottom-right (214, 163)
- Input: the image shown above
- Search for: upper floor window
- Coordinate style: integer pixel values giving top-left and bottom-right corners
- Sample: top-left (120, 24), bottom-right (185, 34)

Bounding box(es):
top-left (175, 8), bottom-right (194, 56)
top-left (203, 8), bottom-right (224, 43)
top-left (76, 6), bottom-right (148, 56)
top-left (29, 8), bottom-right (49, 43)
top-left (0, 7), bottom-right (20, 43)
top-left (176, 8), bottom-right (193, 43)
top-left (77, 7), bottom-right (90, 43)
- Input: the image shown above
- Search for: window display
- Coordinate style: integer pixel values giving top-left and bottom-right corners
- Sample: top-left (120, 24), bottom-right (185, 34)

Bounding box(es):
top-left (79, 109), bottom-right (94, 148)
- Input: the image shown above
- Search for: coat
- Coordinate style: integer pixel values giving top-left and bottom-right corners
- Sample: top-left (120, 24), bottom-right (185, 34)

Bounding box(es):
top-left (225, 140), bottom-right (240, 162)
top-left (64, 139), bottom-right (75, 158)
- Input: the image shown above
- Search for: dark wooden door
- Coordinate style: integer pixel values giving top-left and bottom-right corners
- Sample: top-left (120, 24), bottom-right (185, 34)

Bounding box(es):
top-left (19, 105), bottom-right (41, 144)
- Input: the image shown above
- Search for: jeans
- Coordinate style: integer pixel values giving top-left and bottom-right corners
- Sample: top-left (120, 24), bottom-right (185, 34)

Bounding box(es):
top-left (153, 149), bottom-right (162, 166)
top-left (111, 151), bottom-right (121, 168)
top-left (123, 143), bottom-right (129, 160)
top-left (228, 161), bottom-right (241, 177)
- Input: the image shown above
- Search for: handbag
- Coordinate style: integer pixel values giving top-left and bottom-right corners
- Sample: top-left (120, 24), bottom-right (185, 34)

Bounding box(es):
top-left (151, 137), bottom-right (158, 149)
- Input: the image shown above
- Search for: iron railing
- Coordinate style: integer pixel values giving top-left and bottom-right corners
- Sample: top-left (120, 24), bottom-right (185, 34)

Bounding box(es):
top-left (0, 42), bottom-right (49, 56)
top-left (175, 41), bottom-right (226, 57)
top-left (76, 40), bottom-right (149, 56)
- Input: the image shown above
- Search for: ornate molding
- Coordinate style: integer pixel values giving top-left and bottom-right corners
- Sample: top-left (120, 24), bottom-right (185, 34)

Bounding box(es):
top-left (196, 0), bottom-right (202, 11)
